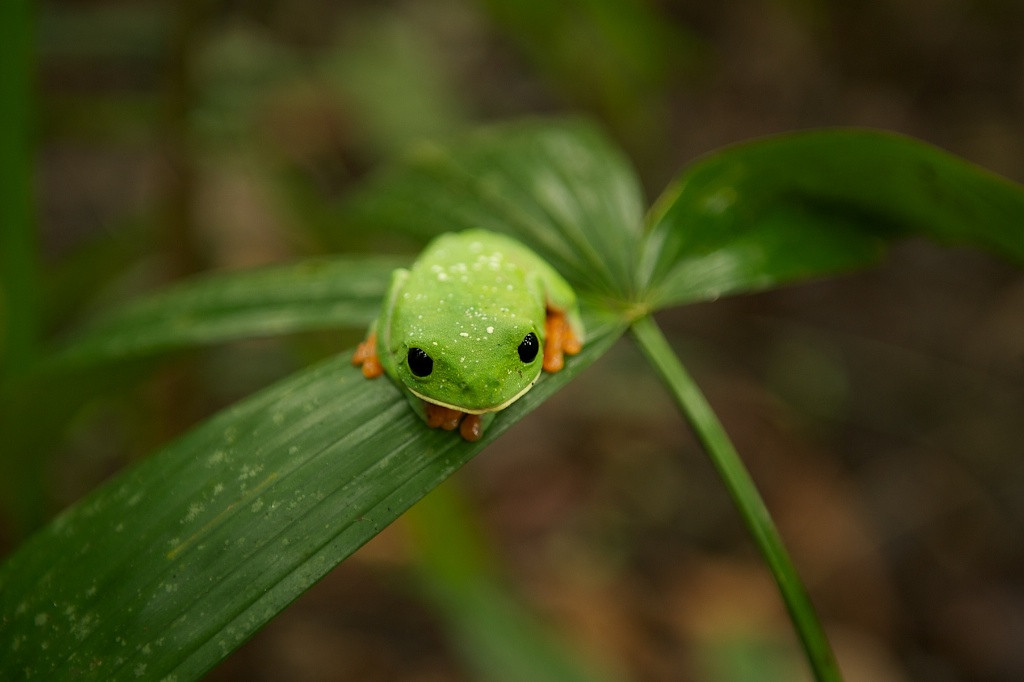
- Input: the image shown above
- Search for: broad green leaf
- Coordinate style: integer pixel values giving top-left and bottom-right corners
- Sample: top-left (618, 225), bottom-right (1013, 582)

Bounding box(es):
top-left (344, 118), bottom-right (647, 301)
top-left (0, 316), bottom-right (625, 681)
top-left (642, 129), bottom-right (1024, 308)
top-left (49, 256), bottom-right (405, 367)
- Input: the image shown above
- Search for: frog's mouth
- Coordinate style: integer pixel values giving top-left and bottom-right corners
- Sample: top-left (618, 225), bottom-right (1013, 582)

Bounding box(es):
top-left (408, 377), bottom-right (538, 415)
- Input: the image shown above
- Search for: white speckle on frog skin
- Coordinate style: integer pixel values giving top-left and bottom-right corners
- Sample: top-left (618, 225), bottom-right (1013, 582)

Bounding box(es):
top-left (486, 326), bottom-right (494, 334)
top-left (459, 332), bottom-right (469, 337)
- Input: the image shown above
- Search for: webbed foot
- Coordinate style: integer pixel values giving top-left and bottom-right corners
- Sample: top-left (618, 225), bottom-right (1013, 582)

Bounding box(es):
top-left (424, 403), bottom-right (484, 442)
top-left (352, 332), bottom-right (383, 378)
top-left (543, 308), bottom-right (583, 373)
top-left (425, 402), bottom-right (463, 431)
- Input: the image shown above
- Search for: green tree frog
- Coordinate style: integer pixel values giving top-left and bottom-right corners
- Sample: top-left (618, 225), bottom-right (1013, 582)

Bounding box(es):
top-left (353, 229), bottom-right (584, 441)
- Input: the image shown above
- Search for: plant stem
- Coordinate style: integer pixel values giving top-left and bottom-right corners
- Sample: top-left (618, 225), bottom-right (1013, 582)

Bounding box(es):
top-left (630, 314), bottom-right (842, 682)
top-left (0, 0), bottom-right (39, 378)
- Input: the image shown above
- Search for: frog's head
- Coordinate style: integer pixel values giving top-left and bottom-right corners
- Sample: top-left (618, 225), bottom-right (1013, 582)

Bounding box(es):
top-left (393, 318), bottom-right (544, 414)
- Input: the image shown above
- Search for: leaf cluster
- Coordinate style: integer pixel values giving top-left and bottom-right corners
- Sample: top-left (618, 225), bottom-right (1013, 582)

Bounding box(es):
top-left (2, 120), bottom-right (1023, 680)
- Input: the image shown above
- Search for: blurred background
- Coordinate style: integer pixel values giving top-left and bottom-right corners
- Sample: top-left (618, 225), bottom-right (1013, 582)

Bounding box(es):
top-left (5, 0), bottom-right (1024, 680)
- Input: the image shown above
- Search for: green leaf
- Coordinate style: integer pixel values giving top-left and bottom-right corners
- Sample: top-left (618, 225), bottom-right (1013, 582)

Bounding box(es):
top-left (0, 316), bottom-right (625, 681)
top-left (345, 118), bottom-right (647, 301)
top-left (642, 129), bottom-right (1024, 308)
top-left (49, 256), bottom-right (405, 367)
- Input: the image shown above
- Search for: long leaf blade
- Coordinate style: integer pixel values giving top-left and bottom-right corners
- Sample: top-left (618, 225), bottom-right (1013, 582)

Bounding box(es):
top-left (0, 318), bottom-right (624, 681)
top-left (49, 256), bottom-right (405, 367)
top-left (643, 129), bottom-right (1024, 307)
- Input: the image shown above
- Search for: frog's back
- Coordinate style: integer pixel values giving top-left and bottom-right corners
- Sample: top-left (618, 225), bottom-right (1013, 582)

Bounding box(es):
top-left (386, 231), bottom-right (544, 356)
top-left (404, 231), bottom-right (543, 314)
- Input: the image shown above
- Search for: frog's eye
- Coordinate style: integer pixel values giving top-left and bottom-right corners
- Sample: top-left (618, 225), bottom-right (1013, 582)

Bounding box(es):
top-left (407, 348), bottom-right (433, 377)
top-left (517, 332), bottom-right (539, 363)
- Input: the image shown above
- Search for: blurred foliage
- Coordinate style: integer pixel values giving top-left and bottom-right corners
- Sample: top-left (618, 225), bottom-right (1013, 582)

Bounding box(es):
top-left (2, 0), bottom-right (1024, 680)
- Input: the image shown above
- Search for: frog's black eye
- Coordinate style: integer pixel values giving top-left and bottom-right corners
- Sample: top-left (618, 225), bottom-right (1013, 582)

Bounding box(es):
top-left (407, 348), bottom-right (433, 377)
top-left (517, 332), bottom-right (539, 363)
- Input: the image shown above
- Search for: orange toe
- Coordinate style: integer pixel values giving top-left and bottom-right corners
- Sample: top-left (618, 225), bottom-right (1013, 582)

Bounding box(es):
top-left (425, 402), bottom-right (463, 431)
top-left (353, 333), bottom-right (383, 378)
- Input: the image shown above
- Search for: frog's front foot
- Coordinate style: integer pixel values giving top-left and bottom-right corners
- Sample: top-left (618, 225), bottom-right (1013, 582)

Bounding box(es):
top-left (352, 332), bottom-right (383, 378)
top-left (459, 414), bottom-right (483, 442)
top-left (543, 308), bottom-right (583, 373)
top-left (425, 402), bottom-right (462, 431)
top-left (424, 402), bottom-right (484, 442)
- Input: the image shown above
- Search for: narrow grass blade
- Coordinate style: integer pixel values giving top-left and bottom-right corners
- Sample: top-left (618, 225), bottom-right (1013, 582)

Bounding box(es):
top-left (0, 0), bottom-right (40, 377)
top-left (407, 483), bottom-right (623, 682)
